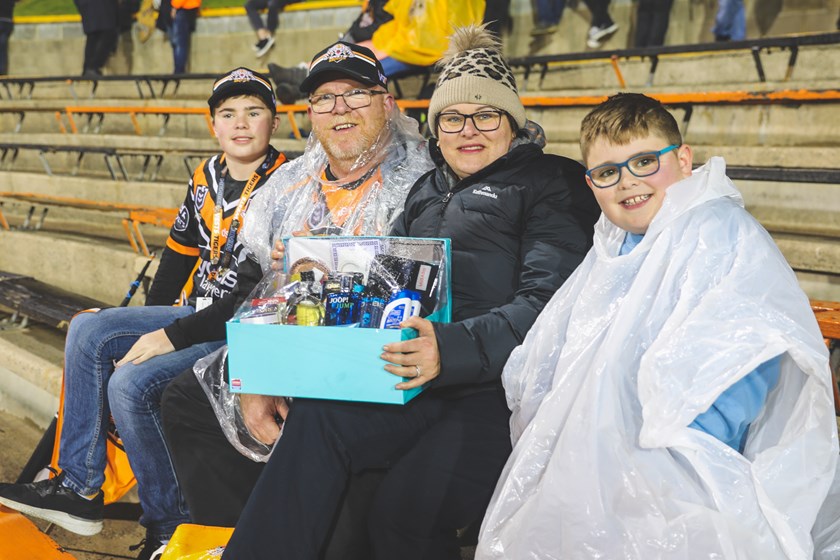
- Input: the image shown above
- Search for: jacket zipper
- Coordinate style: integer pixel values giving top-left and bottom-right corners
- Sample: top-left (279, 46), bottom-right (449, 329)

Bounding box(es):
top-left (434, 190), bottom-right (454, 238)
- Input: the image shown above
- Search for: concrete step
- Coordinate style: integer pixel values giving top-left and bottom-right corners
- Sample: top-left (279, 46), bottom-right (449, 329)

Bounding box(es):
top-left (0, 324), bottom-right (64, 427)
top-left (504, 0), bottom-right (840, 58)
top-left (0, 229), bottom-right (160, 305)
top-left (0, 102), bottom-right (311, 140)
top-left (0, 74), bottom-right (213, 102)
top-left (739, 179), bottom-right (840, 239)
top-left (9, 6), bottom-right (359, 77)
top-left (531, 101), bottom-right (840, 148)
top-left (8, 0), bottom-right (840, 83)
top-left (0, 174), bottom-right (173, 255)
top-left (515, 44), bottom-right (840, 94)
top-left (543, 142), bottom-right (840, 169)
top-left (1, 171), bottom-right (183, 206)
top-left (0, 133), bottom-right (306, 182)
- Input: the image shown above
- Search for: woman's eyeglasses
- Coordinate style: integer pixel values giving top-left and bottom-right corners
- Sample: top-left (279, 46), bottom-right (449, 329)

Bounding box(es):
top-left (436, 110), bottom-right (505, 134)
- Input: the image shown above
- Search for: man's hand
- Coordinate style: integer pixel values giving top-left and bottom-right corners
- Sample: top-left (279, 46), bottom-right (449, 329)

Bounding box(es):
top-left (240, 393), bottom-right (289, 445)
top-left (116, 329), bottom-right (175, 367)
top-left (270, 238), bottom-right (285, 271)
top-left (381, 317), bottom-right (441, 390)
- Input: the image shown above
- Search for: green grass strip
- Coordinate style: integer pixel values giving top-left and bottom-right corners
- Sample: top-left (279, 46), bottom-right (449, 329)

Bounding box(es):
top-left (14, 0), bottom-right (360, 19)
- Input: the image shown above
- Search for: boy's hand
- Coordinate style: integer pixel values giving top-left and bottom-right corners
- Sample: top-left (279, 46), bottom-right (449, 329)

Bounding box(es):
top-left (240, 393), bottom-right (289, 445)
top-left (381, 317), bottom-right (440, 390)
top-left (116, 329), bottom-right (175, 366)
top-left (270, 238), bottom-right (285, 271)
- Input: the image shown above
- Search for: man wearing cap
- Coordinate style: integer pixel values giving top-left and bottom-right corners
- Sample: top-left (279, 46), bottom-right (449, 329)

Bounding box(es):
top-left (0, 67), bottom-right (285, 560)
top-left (159, 40), bottom-right (432, 542)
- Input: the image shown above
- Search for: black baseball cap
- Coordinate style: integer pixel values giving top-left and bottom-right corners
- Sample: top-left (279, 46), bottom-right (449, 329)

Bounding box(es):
top-left (299, 41), bottom-right (388, 94)
top-left (208, 67), bottom-right (277, 115)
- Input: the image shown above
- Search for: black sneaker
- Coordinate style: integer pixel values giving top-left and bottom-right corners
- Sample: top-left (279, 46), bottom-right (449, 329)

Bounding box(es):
top-left (586, 22), bottom-right (619, 48)
top-left (255, 36), bottom-right (276, 58)
top-left (530, 22), bottom-right (558, 36)
top-left (267, 62), bottom-right (306, 89)
top-left (274, 82), bottom-right (300, 105)
top-left (131, 537), bottom-right (167, 560)
top-left (0, 471), bottom-right (103, 535)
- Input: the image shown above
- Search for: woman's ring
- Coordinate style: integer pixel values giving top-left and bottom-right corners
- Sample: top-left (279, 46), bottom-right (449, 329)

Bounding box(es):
top-left (414, 365), bottom-right (422, 378)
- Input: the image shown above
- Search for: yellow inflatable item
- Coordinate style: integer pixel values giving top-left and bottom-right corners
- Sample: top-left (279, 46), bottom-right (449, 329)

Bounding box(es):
top-left (0, 506), bottom-right (76, 559)
top-left (160, 524), bottom-right (234, 560)
top-left (372, 0), bottom-right (485, 67)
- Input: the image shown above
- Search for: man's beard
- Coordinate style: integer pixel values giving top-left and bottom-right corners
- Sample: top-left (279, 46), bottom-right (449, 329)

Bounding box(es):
top-left (317, 119), bottom-right (384, 170)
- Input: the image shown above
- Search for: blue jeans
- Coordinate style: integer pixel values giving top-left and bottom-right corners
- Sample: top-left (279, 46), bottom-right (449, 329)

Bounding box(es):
top-left (379, 57), bottom-right (427, 77)
top-left (170, 8), bottom-right (196, 74)
top-left (535, 0), bottom-right (566, 26)
top-left (58, 305), bottom-right (224, 541)
top-left (713, 0), bottom-right (745, 40)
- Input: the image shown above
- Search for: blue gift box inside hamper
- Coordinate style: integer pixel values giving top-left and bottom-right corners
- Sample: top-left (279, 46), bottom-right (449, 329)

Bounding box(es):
top-left (226, 236), bottom-right (451, 405)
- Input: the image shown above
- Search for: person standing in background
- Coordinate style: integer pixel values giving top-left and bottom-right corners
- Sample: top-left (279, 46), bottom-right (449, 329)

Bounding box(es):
top-left (531, 0), bottom-right (565, 36)
top-left (713, 0), bottom-right (745, 41)
top-left (0, 0), bottom-right (16, 75)
top-left (529, 0), bottom-right (618, 48)
top-left (73, 0), bottom-right (119, 76)
top-left (244, 0), bottom-right (300, 58)
top-left (584, 0), bottom-right (618, 48)
top-left (483, 0), bottom-right (512, 37)
top-left (169, 0), bottom-right (199, 73)
top-left (634, 0), bottom-right (673, 47)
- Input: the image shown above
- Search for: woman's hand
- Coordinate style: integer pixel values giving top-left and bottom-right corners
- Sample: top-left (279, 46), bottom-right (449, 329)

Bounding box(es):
top-left (240, 393), bottom-right (289, 445)
top-left (116, 329), bottom-right (175, 367)
top-left (380, 317), bottom-right (440, 390)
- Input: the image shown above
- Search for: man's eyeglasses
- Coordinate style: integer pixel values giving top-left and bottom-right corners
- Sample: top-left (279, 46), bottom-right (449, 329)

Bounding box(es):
top-left (308, 89), bottom-right (386, 113)
top-left (437, 110), bottom-right (505, 134)
top-left (585, 144), bottom-right (679, 188)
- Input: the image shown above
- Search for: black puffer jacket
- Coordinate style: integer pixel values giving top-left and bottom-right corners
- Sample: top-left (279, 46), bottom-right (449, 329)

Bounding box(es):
top-left (391, 124), bottom-right (600, 394)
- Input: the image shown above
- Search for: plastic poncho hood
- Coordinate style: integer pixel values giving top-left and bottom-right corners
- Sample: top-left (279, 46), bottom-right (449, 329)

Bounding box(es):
top-left (477, 157), bottom-right (838, 559)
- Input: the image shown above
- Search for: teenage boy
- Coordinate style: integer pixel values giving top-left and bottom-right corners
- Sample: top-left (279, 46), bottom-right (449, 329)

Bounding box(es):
top-left (0, 67), bottom-right (286, 560)
top-left (477, 93), bottom-right (838, 559)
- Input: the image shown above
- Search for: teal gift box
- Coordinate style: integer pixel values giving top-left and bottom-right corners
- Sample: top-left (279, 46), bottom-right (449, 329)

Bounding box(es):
top-left (226, 236), bottom-right (451, 405)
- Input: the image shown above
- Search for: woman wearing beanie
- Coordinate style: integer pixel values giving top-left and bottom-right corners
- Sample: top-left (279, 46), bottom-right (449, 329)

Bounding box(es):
top-left (222, 25), bottom-right (600, 560)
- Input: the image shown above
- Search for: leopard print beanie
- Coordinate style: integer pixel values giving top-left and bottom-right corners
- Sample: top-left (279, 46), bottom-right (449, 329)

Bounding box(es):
top-left (428, 25), bottom-right (526, 137)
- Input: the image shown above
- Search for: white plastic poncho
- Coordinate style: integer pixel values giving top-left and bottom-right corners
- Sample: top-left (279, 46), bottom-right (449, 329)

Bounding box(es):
top-left (477, 157), bottom-right (839, 560)
top-left (192, 108), bottom-right (433, 462)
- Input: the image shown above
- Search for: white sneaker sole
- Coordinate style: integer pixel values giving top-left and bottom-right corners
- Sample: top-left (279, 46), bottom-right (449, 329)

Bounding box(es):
top-left (255, 38), bottom-right (276, 58)
top-left (0, 496), bottom-right (103, 536)
top-left (588, 23), bottom-right (619, 46)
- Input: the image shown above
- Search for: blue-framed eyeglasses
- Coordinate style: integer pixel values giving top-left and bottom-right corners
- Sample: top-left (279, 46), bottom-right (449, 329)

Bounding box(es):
top-left (585, 144), bottom-right (680, 188)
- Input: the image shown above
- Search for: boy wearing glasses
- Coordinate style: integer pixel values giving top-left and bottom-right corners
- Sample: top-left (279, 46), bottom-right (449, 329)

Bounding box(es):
top-left (477, 93), bottom-right (837, 559)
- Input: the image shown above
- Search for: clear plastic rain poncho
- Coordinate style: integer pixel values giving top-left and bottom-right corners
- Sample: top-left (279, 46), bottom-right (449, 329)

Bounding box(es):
top-left (192, 107), bottom-right (433, 462)
top-left (477, 157), bottom-right (839, 559)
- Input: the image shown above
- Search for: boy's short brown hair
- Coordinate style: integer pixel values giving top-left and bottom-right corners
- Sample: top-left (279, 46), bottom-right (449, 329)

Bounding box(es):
top-left (580, 93), bottom-right (682, 163)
